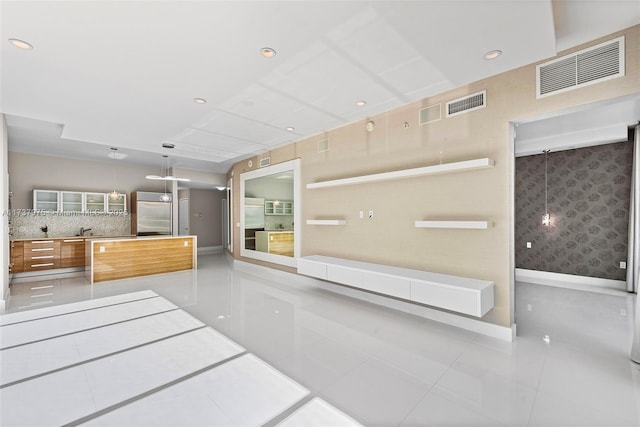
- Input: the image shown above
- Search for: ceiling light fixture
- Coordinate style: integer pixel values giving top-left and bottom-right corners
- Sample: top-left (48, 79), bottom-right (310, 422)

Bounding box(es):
top-left (108, 148), bottom-right (123, 201)
top-left (542, 149), bottom-right (551, 227)
top-left (286, 126), bottom-right (295, 132)
top-left (355, 101), bottom-right (366, 107)
top-left (484, 49), bottom-right (502, 60)
top-left (260, 47), bottom-right (276, 58)
top-left (8, 38), bottom-right (33, 50)
top-left (194, 97), bottom-right (207, 104)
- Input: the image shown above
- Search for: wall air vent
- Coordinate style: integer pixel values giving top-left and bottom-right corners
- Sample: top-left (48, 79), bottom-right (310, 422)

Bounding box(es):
top-left (318, 139), bottom-right (329, 152)
top-left (419, 104), bottom-right (441, 125)
top-left (537, 36), bottom-right (624, 98)
top-left (259, 157), bottom-right (271, 168)
top-left (446, 90), bottom-right (486, 118)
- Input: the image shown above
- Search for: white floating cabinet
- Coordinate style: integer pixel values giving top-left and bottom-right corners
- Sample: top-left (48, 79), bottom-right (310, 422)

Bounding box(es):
top-left (307, 158), bottom-right (494, 189)
top-left (415, 220), bottom-right (492, 229)
top-left (297, 255), bottom-right (494, 317)
top-left (306, 220), bottom-right (347, 226)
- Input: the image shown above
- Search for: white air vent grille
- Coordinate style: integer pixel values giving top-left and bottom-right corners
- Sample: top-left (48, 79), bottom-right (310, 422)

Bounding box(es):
top-left (318, 139), bottom-right (329, 152)
top-left (419, 104), bottom-right (441, 125)
top-left (537, 36), bottom-right (624, 98)
top-left (446, 91), bottom-right (486, 117)
top-left (259, 157), bottom-right (271, 167)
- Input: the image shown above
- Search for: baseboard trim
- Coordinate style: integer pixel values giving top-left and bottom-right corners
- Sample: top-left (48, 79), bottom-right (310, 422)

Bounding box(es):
top-left (11, 268), bottom-right (86, 284)
top-left (516, 268), bottom-right (628, 296)
top-left (234, 259), bottom-right (516, 342)
top-left (198, 246), bottom-right (223, 255)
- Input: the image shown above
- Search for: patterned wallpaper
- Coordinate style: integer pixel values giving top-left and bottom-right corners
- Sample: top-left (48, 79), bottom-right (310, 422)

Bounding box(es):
top-left (515, 141), bottom-right (633, 280)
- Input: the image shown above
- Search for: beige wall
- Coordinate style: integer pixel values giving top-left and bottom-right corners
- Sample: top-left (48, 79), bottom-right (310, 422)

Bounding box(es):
top-left (9, 152), bottom-right (168, 209)
top-left (230, 25), bottom-right (640, 328)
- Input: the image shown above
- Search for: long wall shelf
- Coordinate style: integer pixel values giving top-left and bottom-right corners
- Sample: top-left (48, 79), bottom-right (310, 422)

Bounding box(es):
top-left (415, 220), bottom-right (492, 229)
top-left (306, 158), bottom-right (494, 189)
top-left (306, 219), bottom-right (347, 226)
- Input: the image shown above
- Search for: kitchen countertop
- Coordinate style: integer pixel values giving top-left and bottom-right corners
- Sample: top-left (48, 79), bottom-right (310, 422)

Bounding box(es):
top-left (259, 230), bottom-right (294, 233)
top-left (11, 235), bottom-right (136, 241)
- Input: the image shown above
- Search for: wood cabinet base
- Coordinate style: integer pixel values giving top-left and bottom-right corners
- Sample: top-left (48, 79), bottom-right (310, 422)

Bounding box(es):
top-left (87, 236), bottom-right (197, 283)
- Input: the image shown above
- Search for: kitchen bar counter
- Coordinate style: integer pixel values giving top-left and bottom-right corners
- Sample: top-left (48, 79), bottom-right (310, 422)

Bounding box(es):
top-left (255, 231), bottom-right (294, 257)
top-left (86, 235), bottom-right (197, 283)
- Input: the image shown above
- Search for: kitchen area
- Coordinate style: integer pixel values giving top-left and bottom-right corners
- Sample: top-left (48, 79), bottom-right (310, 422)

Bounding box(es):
top-left (8, 188), bottom-right (196, 288)
top-left (244, 170), bottom-right (294, 257)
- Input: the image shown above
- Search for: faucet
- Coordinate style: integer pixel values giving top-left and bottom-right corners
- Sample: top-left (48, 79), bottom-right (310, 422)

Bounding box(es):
top-left (80, 227), bottom-right (92, 236)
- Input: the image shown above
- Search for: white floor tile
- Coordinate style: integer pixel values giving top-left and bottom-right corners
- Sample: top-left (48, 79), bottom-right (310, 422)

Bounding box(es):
top-left (84, 354), bottom-right (308, 427)
top-left (3, 255), bottom-right (639, 427)
top-left (1, 310), bottom-right (204, 386)
top-left (278, 398), bottom-right (363, 427)
top-left (0, 297), bottom-right (176, 349)
top-left (321, 358), bottom-right (431, 426)
top-left (0, 328), bottom-right (244, 426)
top-left (0, 290), bottom-right (158, 325)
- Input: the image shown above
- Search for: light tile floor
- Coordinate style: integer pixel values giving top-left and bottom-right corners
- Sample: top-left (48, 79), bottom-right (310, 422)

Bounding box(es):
top-left (3, 254), bottom-right (640, 426)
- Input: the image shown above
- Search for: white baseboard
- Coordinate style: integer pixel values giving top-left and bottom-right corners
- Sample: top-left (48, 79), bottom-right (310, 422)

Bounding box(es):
top-left (234, 259), bottom-right (516, 342)
top-left (198, 246), bottom-right (223, 255)
top-left (516, 268), bottom-right (628, 296)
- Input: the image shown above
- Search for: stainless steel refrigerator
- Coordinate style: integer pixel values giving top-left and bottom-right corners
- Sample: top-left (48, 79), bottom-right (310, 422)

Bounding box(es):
top-left (131, 192), bottom-right (172, 236)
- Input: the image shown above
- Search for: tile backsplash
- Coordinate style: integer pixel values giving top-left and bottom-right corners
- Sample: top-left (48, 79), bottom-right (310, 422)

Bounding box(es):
top-left (265, 215), bottom-right (294, 230)
top-left (10, 212), bottom-right (131, 239)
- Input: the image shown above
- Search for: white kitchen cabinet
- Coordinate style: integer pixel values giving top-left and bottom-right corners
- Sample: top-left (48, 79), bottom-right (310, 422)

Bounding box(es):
top-left (61, 191), bottom-right (84, 212)
top-left (107, 194), bottom-right (127, 213)
top-left (85, 193), bottom-right (106, 212)
top-left (265, 200), bottom-right (293, 215)
top-left (33, 190), bottom-right (60, 212)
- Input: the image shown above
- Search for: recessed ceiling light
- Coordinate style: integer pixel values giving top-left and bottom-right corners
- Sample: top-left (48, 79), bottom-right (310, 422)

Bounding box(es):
top-left (162, 142), bottom-right (175, 149)
top-left (194, 97), bottom-right (207, 104)
top-left (260, 47), bottom-right (276, 58)
top-left (355, 100), bottom-right (366, 107)
top-left (8, 38), bottom-right (33, 50)
top-left (484, 50), bottom-right (502, 60)
top-left (286, 126), bottom-right (295, 132)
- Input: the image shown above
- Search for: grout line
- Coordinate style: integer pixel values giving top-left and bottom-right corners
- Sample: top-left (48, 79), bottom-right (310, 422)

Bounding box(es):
top-left (0, 325), bottom-right (207, 389)
top-left (0, 307), bottom-right (181, 351)
top-left (261, 394), bottom-right (316, 427)
top-left (0, 295), bottom-right (162, 327)
top-left (61, 350), bottom-right (249, 427)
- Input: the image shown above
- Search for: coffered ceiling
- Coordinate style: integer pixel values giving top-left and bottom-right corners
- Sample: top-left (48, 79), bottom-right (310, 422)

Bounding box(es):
top-left (2, 1), bottom-right (639, 173)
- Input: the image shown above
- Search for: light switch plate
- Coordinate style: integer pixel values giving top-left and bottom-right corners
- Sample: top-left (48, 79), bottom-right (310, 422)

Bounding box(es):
top-left (620, 261), bottom-right (626, 269)
top-left (526, 242), bottom-right (532, 248)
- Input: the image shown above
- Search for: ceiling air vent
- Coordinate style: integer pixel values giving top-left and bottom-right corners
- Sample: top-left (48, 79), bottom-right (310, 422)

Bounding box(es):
top-left (446, 90), bottom-right (486, 118)
top-left (259, 157), bottom-right (271, 168)
top-left (419, 104), bottom-right (441, 125)
top-left (537, 36), bottom-right (624, 98)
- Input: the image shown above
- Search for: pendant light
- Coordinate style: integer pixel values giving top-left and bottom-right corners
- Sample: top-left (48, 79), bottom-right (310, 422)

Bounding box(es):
top-left (108, 148), bottom-right (123, 201)
top-left (145, 154), bottom-right (191, 182)
top-left (542, 149), bottom-right (551, 227)
top-left (160, 155), bottom-right (171, 202)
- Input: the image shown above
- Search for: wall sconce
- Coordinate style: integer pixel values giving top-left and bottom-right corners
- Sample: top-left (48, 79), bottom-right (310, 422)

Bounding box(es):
top-left (542, 150), bottom-right (551, 227)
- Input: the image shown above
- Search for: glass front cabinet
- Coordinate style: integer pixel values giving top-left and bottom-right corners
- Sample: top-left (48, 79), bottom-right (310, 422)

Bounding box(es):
top-left (33, 190), bottom-right (126, 213)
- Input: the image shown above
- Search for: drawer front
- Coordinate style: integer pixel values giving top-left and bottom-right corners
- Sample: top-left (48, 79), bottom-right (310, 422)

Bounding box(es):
top-left (327, 265), bottom-right (411, 300)
top-left (24, 259), bottom-right (60, 271)
top-left (297, 258), bottom-right (327, 279)
top-left (24, 240), bottom-right (61, 260)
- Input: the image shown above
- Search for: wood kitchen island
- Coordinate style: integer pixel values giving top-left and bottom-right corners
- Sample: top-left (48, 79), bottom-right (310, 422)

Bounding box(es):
top-left (85, 235), bottom-right (197, 283)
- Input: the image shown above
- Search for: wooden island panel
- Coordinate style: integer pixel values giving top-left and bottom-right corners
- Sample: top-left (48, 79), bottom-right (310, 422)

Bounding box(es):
top-left (89, 236), bottom-right (196, 283)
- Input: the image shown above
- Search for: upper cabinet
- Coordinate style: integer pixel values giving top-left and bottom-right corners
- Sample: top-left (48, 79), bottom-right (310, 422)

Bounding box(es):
top-left (84, 193), bottom-right (106, 212)
top-left (265, 200), bottom-right (293, 215)
top-left (107, 195), bottom-right (127, 213)
top-left (33, 189), bottom-right (127, 213)
top-left (61, 191), bottom-right (83, 212)
top-left (33, 190), bottom-right (60, 212)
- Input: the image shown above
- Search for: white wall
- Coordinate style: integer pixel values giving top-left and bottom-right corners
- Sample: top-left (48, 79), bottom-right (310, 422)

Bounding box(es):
top-left (1, 115), bottom-right (9, 311)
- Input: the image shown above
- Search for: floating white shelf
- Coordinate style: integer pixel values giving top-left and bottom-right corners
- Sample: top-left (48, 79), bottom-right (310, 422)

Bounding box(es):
top-left (415, 220), bottom-right (492, 229)
top-left (306, 219), bottom-right (347, 226)
top-left (306, 158), bottom-right (494, 189)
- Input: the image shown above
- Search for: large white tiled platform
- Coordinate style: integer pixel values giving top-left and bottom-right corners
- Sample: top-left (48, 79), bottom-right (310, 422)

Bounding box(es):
top-left (0, 290), bottom-right (361, 426)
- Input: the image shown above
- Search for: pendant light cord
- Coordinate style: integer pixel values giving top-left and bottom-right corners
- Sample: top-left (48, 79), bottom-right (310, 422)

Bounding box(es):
top-left (544, 150), bottom-right (549, 214)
